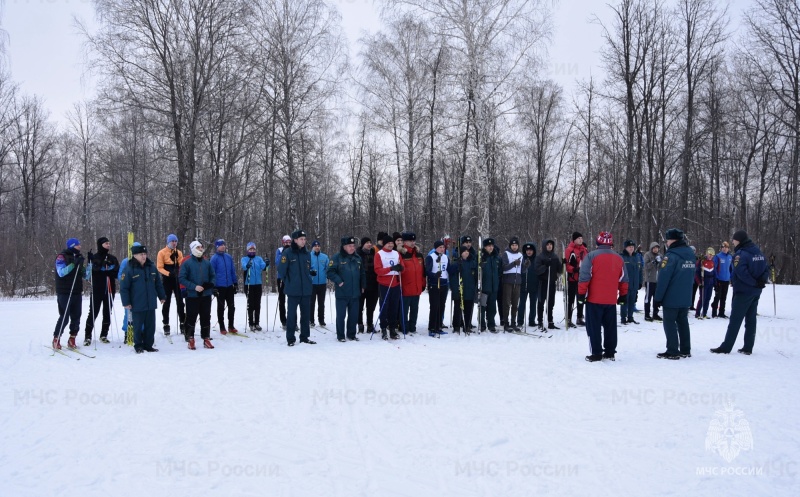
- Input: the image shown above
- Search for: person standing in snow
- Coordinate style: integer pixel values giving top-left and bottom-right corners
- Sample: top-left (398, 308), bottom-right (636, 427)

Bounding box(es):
top-left (277, 230), bottom-right (317, 346)
top-left (327, 236), bottom-right (365, 342)
top-left (711, 241), bottom-right (733, 318)
top-left (309, 240), bottom-right (330, 327)
top-left (426, 240), bottom-right (450, 336)
top-left (83, 237), bottom-right (119, 345)
top-left (399, 232), bottom-right (425, 333)
top-left (241, 242), bottom-right (269, 331)
top-left (694, 247), bottom-right (716, 319)
top-left (449, 244), bottom-right (478, 333)
top-left (517, 242), bottom-right (538, 329)
top-left (578, 231), bottom-right (628, 362)
top-left (120, 245), bottom-right (166, 353)
top-left (275, 235), bottom-right (292, 329)
top-left (52, 238), bottom-right (86, 350)
top-left (620, 240), bottom-right (641, 325)
top-left (180, 240), bottom-right (216, 350)
top-left (642, 242), bottom-right (662, 322)
top-left (564, 232), bottom-right (587, 327)
top-left (358, 237), bottom-right (379, 334)
top-left (479, 238), bottom-right (501, 333)
top-left (374, 235), bottom-right (403, 339)
top-left (211, 239), bottom-right (238, 333)
top-left (157, 234), bottom-right (185, 336)
top-left (653, 228), bottom-right (695, 360)
top-left (711, 230), bottom-right (770, 356)
top-left (534, 239), bottom-right (563, 330)
top-left (500, 237), bottom-right (528, 332)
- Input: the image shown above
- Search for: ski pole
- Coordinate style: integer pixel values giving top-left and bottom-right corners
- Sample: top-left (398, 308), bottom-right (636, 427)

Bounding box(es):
top-left (398, 273), bottom-right (406, 337)
top-left (770, 255), bottom-right (776, 316)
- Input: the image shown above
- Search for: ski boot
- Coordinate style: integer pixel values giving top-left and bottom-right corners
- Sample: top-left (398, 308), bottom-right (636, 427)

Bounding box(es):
top-left (163, 324), bottom-right (171, 336)
top-left (187, 338), bottom-right (196, 350)
top-left (83, 338), bottom-right (92, 347)
top-left (52, 337), bottom-right (62, 350)
top-left (203, 338), bottom-right (215, 349)
top-left (67, 336), bottom-right (78, 349)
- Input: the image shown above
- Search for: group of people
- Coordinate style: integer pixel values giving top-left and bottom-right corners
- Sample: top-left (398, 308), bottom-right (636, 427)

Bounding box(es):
top-left (51, 227), bottom-right (771, 360)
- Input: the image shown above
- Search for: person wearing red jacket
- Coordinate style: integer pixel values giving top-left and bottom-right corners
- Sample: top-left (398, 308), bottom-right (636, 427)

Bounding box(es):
top-left (374, 235), bottom-right (403, 339)
top-left (578, 231), bottom-right (628, 362)
top-left (565, 232), bottom-right (588, 327)
top-left (399, 232), bottom-right (425, 333)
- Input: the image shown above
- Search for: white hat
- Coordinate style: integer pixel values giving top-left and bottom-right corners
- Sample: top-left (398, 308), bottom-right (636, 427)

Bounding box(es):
top-left (282, 235), bottom-right (291, 242)
top-left (190, 240), bottom-right (203, 251)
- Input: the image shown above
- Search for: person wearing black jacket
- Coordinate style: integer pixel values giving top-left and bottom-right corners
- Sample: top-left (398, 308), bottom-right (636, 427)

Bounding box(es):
top-left (52, 238), bottom-right (86, 350)
top-left (534, 239), bottom-right (563, 330)
top-left (358, 237), bottom-right (379, 334)
top-left (517, 242), bottom-right (538, 328)
top-left (83, 237), bottom-right (120, 346)
top-left (449, 245), bottom-right (478, 333)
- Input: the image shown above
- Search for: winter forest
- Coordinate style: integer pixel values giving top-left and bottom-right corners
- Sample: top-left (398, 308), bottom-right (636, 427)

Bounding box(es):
top-left (0, 0), bottom-right (799, 295)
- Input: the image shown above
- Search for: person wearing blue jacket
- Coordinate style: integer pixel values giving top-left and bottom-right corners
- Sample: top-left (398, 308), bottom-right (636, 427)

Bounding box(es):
top-left (620, 240), bottom-right (641, 325)
top-left (277, 229), bottom-right (316, 346)
top-left (120, 245), bottom-right (166, 353)
top-left (309, 240), bottom-right (330, 327)
top-left (711, 230), bottom-right (770, 355)
top-left (211, 239), bottom-right (238, 334)
top-left (711, 241), bottom-right (733, 318)
top-left (327, 236), bottom-right (365, 342)
top-left (241, 241), bottom-right (269, 331)
top-left (654, 229), bottom-right (696, 359)
top-left (180, 240), bottom-right (216, 349)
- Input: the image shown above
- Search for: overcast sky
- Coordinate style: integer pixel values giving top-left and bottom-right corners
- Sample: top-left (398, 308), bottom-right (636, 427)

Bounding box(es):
top-left (1, 0), bottom-right (752, 127)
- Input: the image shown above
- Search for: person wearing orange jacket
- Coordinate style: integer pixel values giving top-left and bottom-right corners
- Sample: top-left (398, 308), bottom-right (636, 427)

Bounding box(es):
top-left (156, 234), bottom-right (185, 336)
top-left (374, 235), bottom-right (403, 339)
top-left (565, 232), bottom-right (588, 327)
top-left (398, 232), bottom-right (425, 333)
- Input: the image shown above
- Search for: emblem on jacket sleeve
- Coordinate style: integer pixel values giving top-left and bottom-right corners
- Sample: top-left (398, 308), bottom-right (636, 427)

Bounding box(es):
top-left (733, 256), bottom-right (740, 268)
top-left (661, 256), bottom-right (668, 269)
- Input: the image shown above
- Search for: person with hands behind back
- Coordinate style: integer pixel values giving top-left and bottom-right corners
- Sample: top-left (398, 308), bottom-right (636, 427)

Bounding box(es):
top-left (120, 245), bottom-right (166, 354)
top-left (241, 241), bottom-right (269, 331)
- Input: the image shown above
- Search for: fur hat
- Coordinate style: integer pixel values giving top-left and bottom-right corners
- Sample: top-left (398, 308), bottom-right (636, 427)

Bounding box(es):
top-left (291, 229), bottom-right (307, 240)
top-left (665, 228), bottom-right (684, 241)
top-left (402, 232), bottom-right (416, 241)
top-left (131, 245), bottom-right (147, 255)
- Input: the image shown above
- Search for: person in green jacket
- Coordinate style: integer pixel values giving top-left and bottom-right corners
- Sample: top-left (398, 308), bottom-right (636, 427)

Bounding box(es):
top-left (327, 236), bottom-right (366, 342)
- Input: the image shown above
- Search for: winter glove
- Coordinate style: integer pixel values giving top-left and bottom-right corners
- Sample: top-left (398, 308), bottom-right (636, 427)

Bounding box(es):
top-left (394, 264), bottom-right (404, 272)
top-left (617, 294), bottom-right (626, 305)
top-left (310, 269), bottom-right (318, 277)
top-left (170, 251), bottom-right (179, 263)
top-left (577, 294), bottom-right (586, 305)
top-left (264, 256), bottom-right (270, 268)
top-left (74, 255), bottom-right (85, 267)
top-left (88, 250), bottom-right (94, 262)
top-left (246, 261), bottom-right (253, 269)
top-left (513, 259), bottom-right (522, 267)
top-left (655, 255), bottom-right (662, 263)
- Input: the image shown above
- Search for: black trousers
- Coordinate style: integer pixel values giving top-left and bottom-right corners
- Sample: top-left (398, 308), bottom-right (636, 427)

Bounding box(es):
top-left (85, 278), bottom-right (114, 338)
top-left (451, 294), bottom-right (474, 330)
top-left (644, 281), bottom-right (660, 317)
top-left (245, 284), bottom-right (262, 325)
top-left (428, 285), bottom-right (449, 331)
top-left (54, 293), bottom-right (82, 338)
top-left (310, 284), bottom-right (327, 323)
top-left (185, 295), bottom-right (212, 339)
top-left (216, 286), bottom-right (236, 328)
top-left (711, 281), bottom-right (730, 316)
top-left (360, 287), bottom-right (379, 329)
top-left (277, 279), bottom-right (287, 325)
top-left (161, 272), bottom-right (185, 326)
top-left (537, 278), bottom-right (557, 325)
top-left (567, 280), bottom-right (584, 321)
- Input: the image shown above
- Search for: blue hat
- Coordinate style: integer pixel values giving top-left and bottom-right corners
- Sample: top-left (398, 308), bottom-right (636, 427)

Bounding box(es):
top-left (167, 234), bottom-right (178, 243)
top-left (66, 238), bottom-right (80, 249)
top-left (311, 240), bottom-right (320, 247)
top-left (215, 239), bottom-right (226, 248)
top-left (247, 241), bottom-right (256, 250)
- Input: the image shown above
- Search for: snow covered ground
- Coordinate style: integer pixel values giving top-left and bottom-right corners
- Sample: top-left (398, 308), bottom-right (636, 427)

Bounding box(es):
top-left (1, 285), bottom-right (798, 497)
